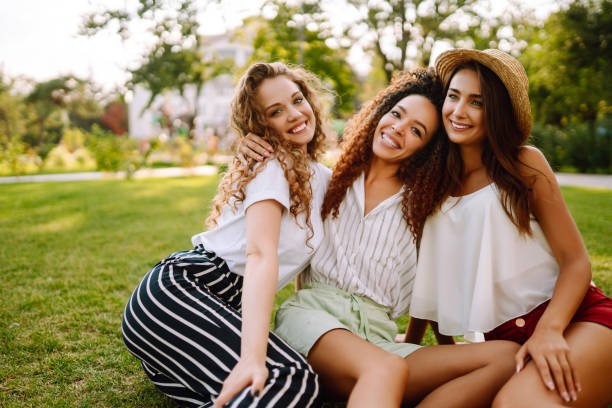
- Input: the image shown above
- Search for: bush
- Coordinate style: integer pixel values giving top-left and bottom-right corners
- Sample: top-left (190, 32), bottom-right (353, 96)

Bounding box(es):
top-left (43, 145), bottom-right (96, 172)
top-left (0, 135), bottom-right (28, 175)
top-left (86, 125), bottom-right (141, 173)
top-left (42, 129), bottom-right (97, 172)
top-left (531, 116), bottom-right (611, 173)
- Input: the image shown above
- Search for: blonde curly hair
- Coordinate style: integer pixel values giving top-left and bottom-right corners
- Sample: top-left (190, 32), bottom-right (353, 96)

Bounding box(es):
top-left (206, 62), bottom-right (328, 246)
top-left (321, 67), bottom-right (450, 243)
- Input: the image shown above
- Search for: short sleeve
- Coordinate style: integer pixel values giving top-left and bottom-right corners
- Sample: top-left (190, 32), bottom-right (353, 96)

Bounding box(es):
top-left (243, 159), bottom-right (291, 211)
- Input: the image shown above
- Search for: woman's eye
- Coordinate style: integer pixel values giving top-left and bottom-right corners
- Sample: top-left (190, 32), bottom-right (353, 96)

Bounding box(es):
top-left (294, 97), bottom-right (303, 104)
top-left (411, 127), bottom-right (422, 138)
top-left (270, 109), bottom-right (281, 117)
top-left (390, 110), bottom-right (400, 118)
top-left (447, 94), bottom-right (458, 100)
top-left (471, 100), bottom-right (483, 107)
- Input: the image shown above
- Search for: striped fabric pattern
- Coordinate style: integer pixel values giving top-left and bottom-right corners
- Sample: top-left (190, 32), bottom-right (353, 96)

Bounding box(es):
top-left (303, 173), bottom-right (417, 318)
top-left (122, 246), bottom-right (320, 407)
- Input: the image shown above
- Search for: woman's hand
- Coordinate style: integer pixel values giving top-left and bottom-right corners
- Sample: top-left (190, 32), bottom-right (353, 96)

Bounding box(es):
top-left (213, 358), bottom-right (269, 407)
top-left (515, 327), bottom-right (580, 403)
top-left (238, 133), bottom-right (274, 164)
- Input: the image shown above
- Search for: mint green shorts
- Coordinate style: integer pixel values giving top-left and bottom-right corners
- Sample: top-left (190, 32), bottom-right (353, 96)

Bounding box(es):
top-left (274, 282), bottom-right (421, 358)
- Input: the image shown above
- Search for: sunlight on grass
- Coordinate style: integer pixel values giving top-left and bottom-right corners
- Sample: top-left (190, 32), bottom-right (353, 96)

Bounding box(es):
top-left (0, 179), bottom-right (609, 407)
top-left (35, 213), bottom-right (86, 234)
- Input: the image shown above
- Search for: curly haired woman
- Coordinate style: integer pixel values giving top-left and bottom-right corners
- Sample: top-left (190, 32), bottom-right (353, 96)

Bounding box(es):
top-left (243, 67), bottom-right (518, 407)
top-left (121, 62), bottom-right (331, 408)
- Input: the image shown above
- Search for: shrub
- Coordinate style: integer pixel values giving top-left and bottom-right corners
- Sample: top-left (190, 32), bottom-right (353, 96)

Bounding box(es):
top-left (86, 125), bottom-right (141, 173)
top-left (531, 116), bottom-right (611, 173)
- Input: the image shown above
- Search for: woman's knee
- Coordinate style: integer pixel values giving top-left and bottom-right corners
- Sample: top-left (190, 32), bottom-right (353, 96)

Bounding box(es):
top-left (491, 385), bottom-right (516, 408)
top-left (367, 354), bottom-right (410, 384)
top-left (485, 340), bottom-right (519, 371)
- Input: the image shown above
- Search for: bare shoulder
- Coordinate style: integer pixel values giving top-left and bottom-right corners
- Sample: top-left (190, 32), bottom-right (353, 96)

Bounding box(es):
top-left (518, 145), bottom-right (550, 169)
top-left (518, 145), bottom-right (555, 179)
top-left (519, 146), bottom-right (557, 192)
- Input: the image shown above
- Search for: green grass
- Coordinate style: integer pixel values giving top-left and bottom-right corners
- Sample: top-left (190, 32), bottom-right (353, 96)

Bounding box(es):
top-left (1, 178), bottom-right (610, 407)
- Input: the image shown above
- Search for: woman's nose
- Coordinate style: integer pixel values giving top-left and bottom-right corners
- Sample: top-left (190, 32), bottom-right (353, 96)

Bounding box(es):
top-left (452, 100), bottom-right (468, 117)
top-left (391, 124), bottom-right (405, 137)
top-left (287, 106), bottom-right (301, 121)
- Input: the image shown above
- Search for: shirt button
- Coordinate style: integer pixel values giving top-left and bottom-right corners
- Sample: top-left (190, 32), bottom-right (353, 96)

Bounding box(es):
top-left (515, 318), bottom-right (526, 328)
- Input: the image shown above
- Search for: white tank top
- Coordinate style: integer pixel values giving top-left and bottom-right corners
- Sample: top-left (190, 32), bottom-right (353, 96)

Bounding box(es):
top-left (410, 184), bottom-right (559, 337)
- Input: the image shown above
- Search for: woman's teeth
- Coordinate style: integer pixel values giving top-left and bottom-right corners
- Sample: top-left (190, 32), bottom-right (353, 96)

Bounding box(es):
top-left (381, 133), bottom-right (399, 148)
top-left (289, 123), bottom-right (307, 133)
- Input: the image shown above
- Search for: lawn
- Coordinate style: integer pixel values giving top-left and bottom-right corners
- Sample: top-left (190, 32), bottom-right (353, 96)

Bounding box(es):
top-left (1, 177), bottom-right (610, 407)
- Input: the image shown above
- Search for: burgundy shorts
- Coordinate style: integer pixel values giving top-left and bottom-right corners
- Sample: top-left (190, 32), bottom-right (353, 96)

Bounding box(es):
top-left (484, 285), bottom-right (612, 344)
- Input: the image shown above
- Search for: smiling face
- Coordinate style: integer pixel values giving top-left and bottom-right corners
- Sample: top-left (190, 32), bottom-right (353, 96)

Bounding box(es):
top-left (256, 75), bottom-right (316, 149)
top-left (371, 94), bottom-right (439, 163)
top-left (442, 68), bottom-right (486, 147)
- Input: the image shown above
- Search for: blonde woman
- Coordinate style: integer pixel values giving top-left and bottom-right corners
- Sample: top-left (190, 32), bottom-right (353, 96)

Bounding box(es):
top-left (121, 62), bottom-right (331, 407)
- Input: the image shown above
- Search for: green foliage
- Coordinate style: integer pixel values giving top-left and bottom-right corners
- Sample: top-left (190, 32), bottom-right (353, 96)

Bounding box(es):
top-left (0, 73), bottom-right (33, 175)
top-left (523, 0), bottom-right (611, 174)
top-left (532, 117), bottom-right (611, 173)
top-left (248, 1), bottom-right (359, 117)
top-left (522, 0), bottom-right (612, 125)
top-left (338, 0), bottom-right (529, 82)
top-left (86, 125), bottom-right (140, 173)
top-left (82, 0), bottom-right (232, 136)
top-left (0, 135), bottom-right (28, 175)
top-left (43, 145), bottom-right (96, 173)
top-left (0, 81), bottom-right (28, 140)
top-left (23, 75), bottom-right (104, 157)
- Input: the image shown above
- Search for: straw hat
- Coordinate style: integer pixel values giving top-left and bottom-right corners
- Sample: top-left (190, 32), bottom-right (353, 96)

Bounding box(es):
top-left (435, 48), bottom-right (532, 139)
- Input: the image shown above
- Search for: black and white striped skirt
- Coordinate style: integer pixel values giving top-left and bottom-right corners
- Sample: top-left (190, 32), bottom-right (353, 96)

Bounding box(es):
top-left (121, 245), bottom-right (320, 407)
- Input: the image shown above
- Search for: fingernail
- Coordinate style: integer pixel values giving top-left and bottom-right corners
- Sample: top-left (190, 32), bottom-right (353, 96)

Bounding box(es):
top-left (515, 364), bottom-right (521, 373)
top-left (264, 151), bottom-right (270, 157)
top-left (571, 391), bottom-right (577, 401)
top-left (251, 390), bottom-right (260, 398)
top-left (562, 392), bottom-right (570, 402)
top-left (546, 381), bottom-right (555, 390)
top-left (577, 383), bottom-right (582, 392)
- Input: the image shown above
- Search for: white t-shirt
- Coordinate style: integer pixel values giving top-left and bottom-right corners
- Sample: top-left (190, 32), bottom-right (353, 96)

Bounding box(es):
top-left (302, 172), bottom-right (417, 318)
top-left (192, 159), bottom-right (331, 290)
top-left (410, 184), bottom-right (559, 337)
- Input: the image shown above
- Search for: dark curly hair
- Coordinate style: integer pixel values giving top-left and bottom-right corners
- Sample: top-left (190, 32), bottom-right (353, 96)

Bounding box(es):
top-left (321, 67), bottom-right (450, 243)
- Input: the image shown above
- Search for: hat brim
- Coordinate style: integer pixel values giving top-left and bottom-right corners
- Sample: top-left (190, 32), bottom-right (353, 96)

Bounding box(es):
top-left (435, 48), bottom-right (532, 139)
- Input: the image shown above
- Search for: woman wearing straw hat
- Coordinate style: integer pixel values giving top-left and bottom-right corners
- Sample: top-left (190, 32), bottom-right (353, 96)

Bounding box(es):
top-left (410, 48), bottom-right (612, 407)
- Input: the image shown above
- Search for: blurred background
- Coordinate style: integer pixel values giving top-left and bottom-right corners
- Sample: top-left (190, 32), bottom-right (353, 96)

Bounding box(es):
top-left (1, 0), bottom-right (610, 176)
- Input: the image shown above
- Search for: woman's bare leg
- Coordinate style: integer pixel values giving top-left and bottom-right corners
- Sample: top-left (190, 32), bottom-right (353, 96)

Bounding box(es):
top-left (404, 317), bottom-right (429, 344)
top-left (493, 322), bottom-right (612, 408)
top-left (430, 321), bottom-right (455, 345)
top-left (403, 340), bottom-right (518, 407)
top-left (307, 328), bottom-right (410, 407)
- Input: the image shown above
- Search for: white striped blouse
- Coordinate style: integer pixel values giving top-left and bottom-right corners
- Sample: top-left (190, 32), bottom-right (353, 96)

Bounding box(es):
top-left (301, 172), bottom-right (417, 318)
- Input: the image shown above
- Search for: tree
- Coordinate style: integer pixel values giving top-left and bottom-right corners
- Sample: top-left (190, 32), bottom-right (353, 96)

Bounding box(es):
top-left (521, 0), bottom-right (611, 173)
top-left (336, 0), bottom-right (532, 82)
top-left (247, 0), bottom-right (359, 117)
top-left (521, 0), bottom-right (612, 125)
top-left (0, 72), bottom-right (28, 142)
top-left (81, 0), bottom-right (233, 138)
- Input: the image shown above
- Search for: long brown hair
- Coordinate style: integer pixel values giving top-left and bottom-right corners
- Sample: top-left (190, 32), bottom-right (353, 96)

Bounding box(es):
top-left (444, 62), bottom-right (533, 234)
top-left (321, 67), bottom-right (449, 242)
top-left (207, 62), bottom-right (328, 244)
